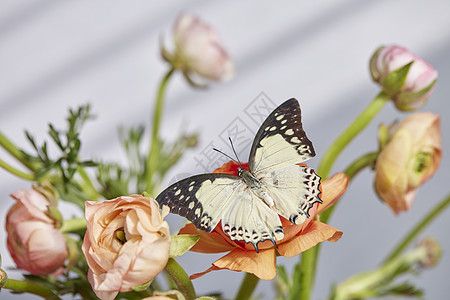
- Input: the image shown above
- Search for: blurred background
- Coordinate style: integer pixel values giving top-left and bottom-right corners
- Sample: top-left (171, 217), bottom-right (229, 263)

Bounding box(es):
top-left (0, 1), bottom-right (449, 299)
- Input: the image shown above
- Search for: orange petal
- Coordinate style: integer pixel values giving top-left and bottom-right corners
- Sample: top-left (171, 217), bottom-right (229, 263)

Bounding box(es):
top-left (317, 172), bottom-right (349, 215)
top-left (178, 223), bottom-right (235, 253)
top-left (191, 248), bottom-right (277, 280)
top-left (277, 221), bottom-right (343, 258)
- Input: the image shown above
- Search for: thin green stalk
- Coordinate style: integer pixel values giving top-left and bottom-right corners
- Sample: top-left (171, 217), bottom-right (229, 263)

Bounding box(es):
top-left (145, 68), bottom-right (175, 195)
top-left (296, 92), bottom-right (390, 300)
top-left (164, 258), bottom-right (196, 300)
top-left (320, 151), bottom-right (379, 224)
top-left (384, 193), bottom-right (450, 263)
top-left (3, 278), bottom-right (60, 299)
top-left (317, 91), bottom-right (389, 181)
top-left (77, 166), bottom-right (99, 201)
top-left (0, 131), bottom-right (38, 171)
top-left (0, 158), bottom-right (34, 181)
top-left (61, 217), bottom-right (86, 233)
top-left (344, 151), bottom-right (378, 180)
top-left (235, 273), bottom-right (259, 300)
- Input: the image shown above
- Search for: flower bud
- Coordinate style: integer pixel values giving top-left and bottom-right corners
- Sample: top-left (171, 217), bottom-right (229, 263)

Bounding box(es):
top-left (0, 268), bottom-right (7, 289)
top-left (5, 189), bottom-right (68, 276)
top-left (374, 113), bottom-right (441, 214)
top-left (418, 237), bottom-right (442, 268)
top-left (82, 195), bottom-right (170, 300)
top-left (162, 14), bottom-right (234, 86)
top-left (370, 45), bottom-right (438, 111)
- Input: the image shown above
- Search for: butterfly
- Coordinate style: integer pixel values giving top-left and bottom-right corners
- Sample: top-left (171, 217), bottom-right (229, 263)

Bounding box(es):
top-left (155, 98), bottom-right (321, 251)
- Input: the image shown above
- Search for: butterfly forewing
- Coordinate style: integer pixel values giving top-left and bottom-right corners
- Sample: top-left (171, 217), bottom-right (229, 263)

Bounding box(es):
top-left (248, 98), bottom-right (322, 223)
top-left (249, 98), bottom-right (316, 173)
top-left (155, 173), bottom-right (240, 232)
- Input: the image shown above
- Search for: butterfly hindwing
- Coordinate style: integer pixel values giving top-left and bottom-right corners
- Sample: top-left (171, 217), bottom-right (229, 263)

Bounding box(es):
top-left (249, 98), bottom-right (316, 173)
top-left (259, 164), bottom-right (321, 224)
top-left (156, 173), bottom-right (240, 232)
top-left (222, 187), bottom-right (284, 250)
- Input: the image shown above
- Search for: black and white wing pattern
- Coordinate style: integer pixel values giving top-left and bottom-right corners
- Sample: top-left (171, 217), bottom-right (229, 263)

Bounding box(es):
top-left (155, 173), bottom-right (284, 250)
top-left (248, 98), bottom-right (322, 225)
top-left (156, 98), bottom-right (321, 251)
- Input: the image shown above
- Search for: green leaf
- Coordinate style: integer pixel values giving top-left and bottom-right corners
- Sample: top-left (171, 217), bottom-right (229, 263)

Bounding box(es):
top-left (169, 235), bottom-right (201, 258)
top-left (131, 280), bottom-right (152, 292)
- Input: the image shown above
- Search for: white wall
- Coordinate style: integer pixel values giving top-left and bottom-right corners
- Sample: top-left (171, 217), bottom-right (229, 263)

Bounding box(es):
top-left (1, 1), bottom-right (449, 299)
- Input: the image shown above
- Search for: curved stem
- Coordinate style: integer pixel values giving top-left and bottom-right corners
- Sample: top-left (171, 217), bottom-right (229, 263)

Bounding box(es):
top-left (61, 217), bottom-right (86, 233)
top-left (0, 131), bottom-right (38, 171)
top-left (145, 68), bottom-right (175, 195)
top-left (296, 92), bottom-right (390, 300)
top-left (0, 158), bottom-right (34, 181)
top-left (235, 273), bottom-right (259, 300)
top-left (317, 91), bottom-right (389, 181)
top-left (321, 151), bottom-right (379, 223)
top-left (384, 193), bottom-right (450, 263)
top-left (164, 258), bottom-right (196, 300)
top-left (3, 278), bottom-right (60, 299)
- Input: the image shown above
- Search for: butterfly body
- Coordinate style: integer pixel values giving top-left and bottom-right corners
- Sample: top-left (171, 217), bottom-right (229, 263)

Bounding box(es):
top-left (156, 98), bottom-right (322, 251)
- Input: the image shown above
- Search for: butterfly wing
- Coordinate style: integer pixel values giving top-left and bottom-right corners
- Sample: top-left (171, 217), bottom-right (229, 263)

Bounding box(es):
top-left (156, 173), bottom-right (241, 232)
top-left (248, 98), bottom-right (322, 224)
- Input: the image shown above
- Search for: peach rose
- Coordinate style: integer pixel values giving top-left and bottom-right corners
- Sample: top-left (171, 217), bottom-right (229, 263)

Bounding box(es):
top-left (82, 195), bottom-right (170, 300)
top-left (374, 113), bottom-right (441, 214)
top-left (5, 189), bottom-right (67, 277)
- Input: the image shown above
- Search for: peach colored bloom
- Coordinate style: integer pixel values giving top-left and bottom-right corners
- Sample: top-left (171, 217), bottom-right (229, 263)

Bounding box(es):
top-left (179, 161), bottom-right (348, 280)
top-left (375, 113), bottom-right (441, 214)
top-left (370, 45), bottom-right (438, 111)
top-left (82, 195), bottom-right (170, 300)
top-left (163, 14), bottom-right (234, 83)
top-left (5, 189), bottom-right (67, 276)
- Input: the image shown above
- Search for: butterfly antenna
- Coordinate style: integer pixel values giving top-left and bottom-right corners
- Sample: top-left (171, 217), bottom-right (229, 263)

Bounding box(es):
top-left (212, 148), bottom-right (239, 165)
top-left (228, 137), bottom-right (244, 169)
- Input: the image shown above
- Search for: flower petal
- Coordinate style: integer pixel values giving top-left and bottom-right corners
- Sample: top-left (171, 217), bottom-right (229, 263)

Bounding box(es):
top-left (193, 248), bottom-right (277, 280)
top-left (178, 223), bottom-right (235, 253)
top-left (277, 221), bottom-right (343, 258)
top-left (317, 173), bottom-right (350, 215)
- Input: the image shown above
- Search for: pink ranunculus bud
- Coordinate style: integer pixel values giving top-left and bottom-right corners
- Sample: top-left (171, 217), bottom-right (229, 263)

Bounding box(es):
top-left (5, 189), bottom-right (68, 276)
top-left (162, 14), bottom-right (234, 85)
top-left (374, 113), bottom-right (441, 214)
top-left (82, 195), bottom-right (170, 300)
top-left (369, 45), bottom-right (438, 111)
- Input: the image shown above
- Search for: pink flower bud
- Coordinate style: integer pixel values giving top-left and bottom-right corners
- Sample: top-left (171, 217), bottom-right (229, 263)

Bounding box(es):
top-left (370, 45), bottom-right (438, 111)
top-left (5, 189), bottom-right (67, 276)
top-left (163, 14), bottom-right (234, 85)
top-left (374, 113), bottom-right (441, 214)
top-left (82, 195), bottom-right (170, 300)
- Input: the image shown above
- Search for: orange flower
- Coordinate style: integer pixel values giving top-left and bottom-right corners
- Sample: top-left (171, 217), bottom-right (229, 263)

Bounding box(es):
top-left (179, 161), bottom-right (348, 280)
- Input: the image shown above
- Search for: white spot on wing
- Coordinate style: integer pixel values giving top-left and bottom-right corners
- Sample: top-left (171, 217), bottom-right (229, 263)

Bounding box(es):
top-left (285, 129), bottom-right (294, 136)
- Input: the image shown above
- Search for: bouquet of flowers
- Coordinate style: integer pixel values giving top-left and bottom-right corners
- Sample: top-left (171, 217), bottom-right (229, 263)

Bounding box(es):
top-left (0, 13), bottom-right (446, 300)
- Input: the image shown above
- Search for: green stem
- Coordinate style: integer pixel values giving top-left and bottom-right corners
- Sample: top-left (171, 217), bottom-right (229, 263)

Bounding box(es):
top-left (3, 278), bottom-right (60, 299)
top-left (145, 68), bottom-right (175, 195)
top-left (61, 217), bottom-right (86, 233)
top-left (77, 166), bottom-right (99, 201)
top-left (384, 193), bottom-right (450, 263)
top-left (0, 158), bottom-right (34, 181)
top-left (319, 151), bottom-right (379, 225)
top-left (235, 273), bottom-right (259, 300)
top-left (0, 131), bottom-right (38, 171)
top-left (164, 258), bottom-right (196, 300)
top-left (344, 151), bottom-right (378, 180)
top-left (296, 91), bottom-right (390, 300)
top-left (317, 91), bottom-right (389, 181)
